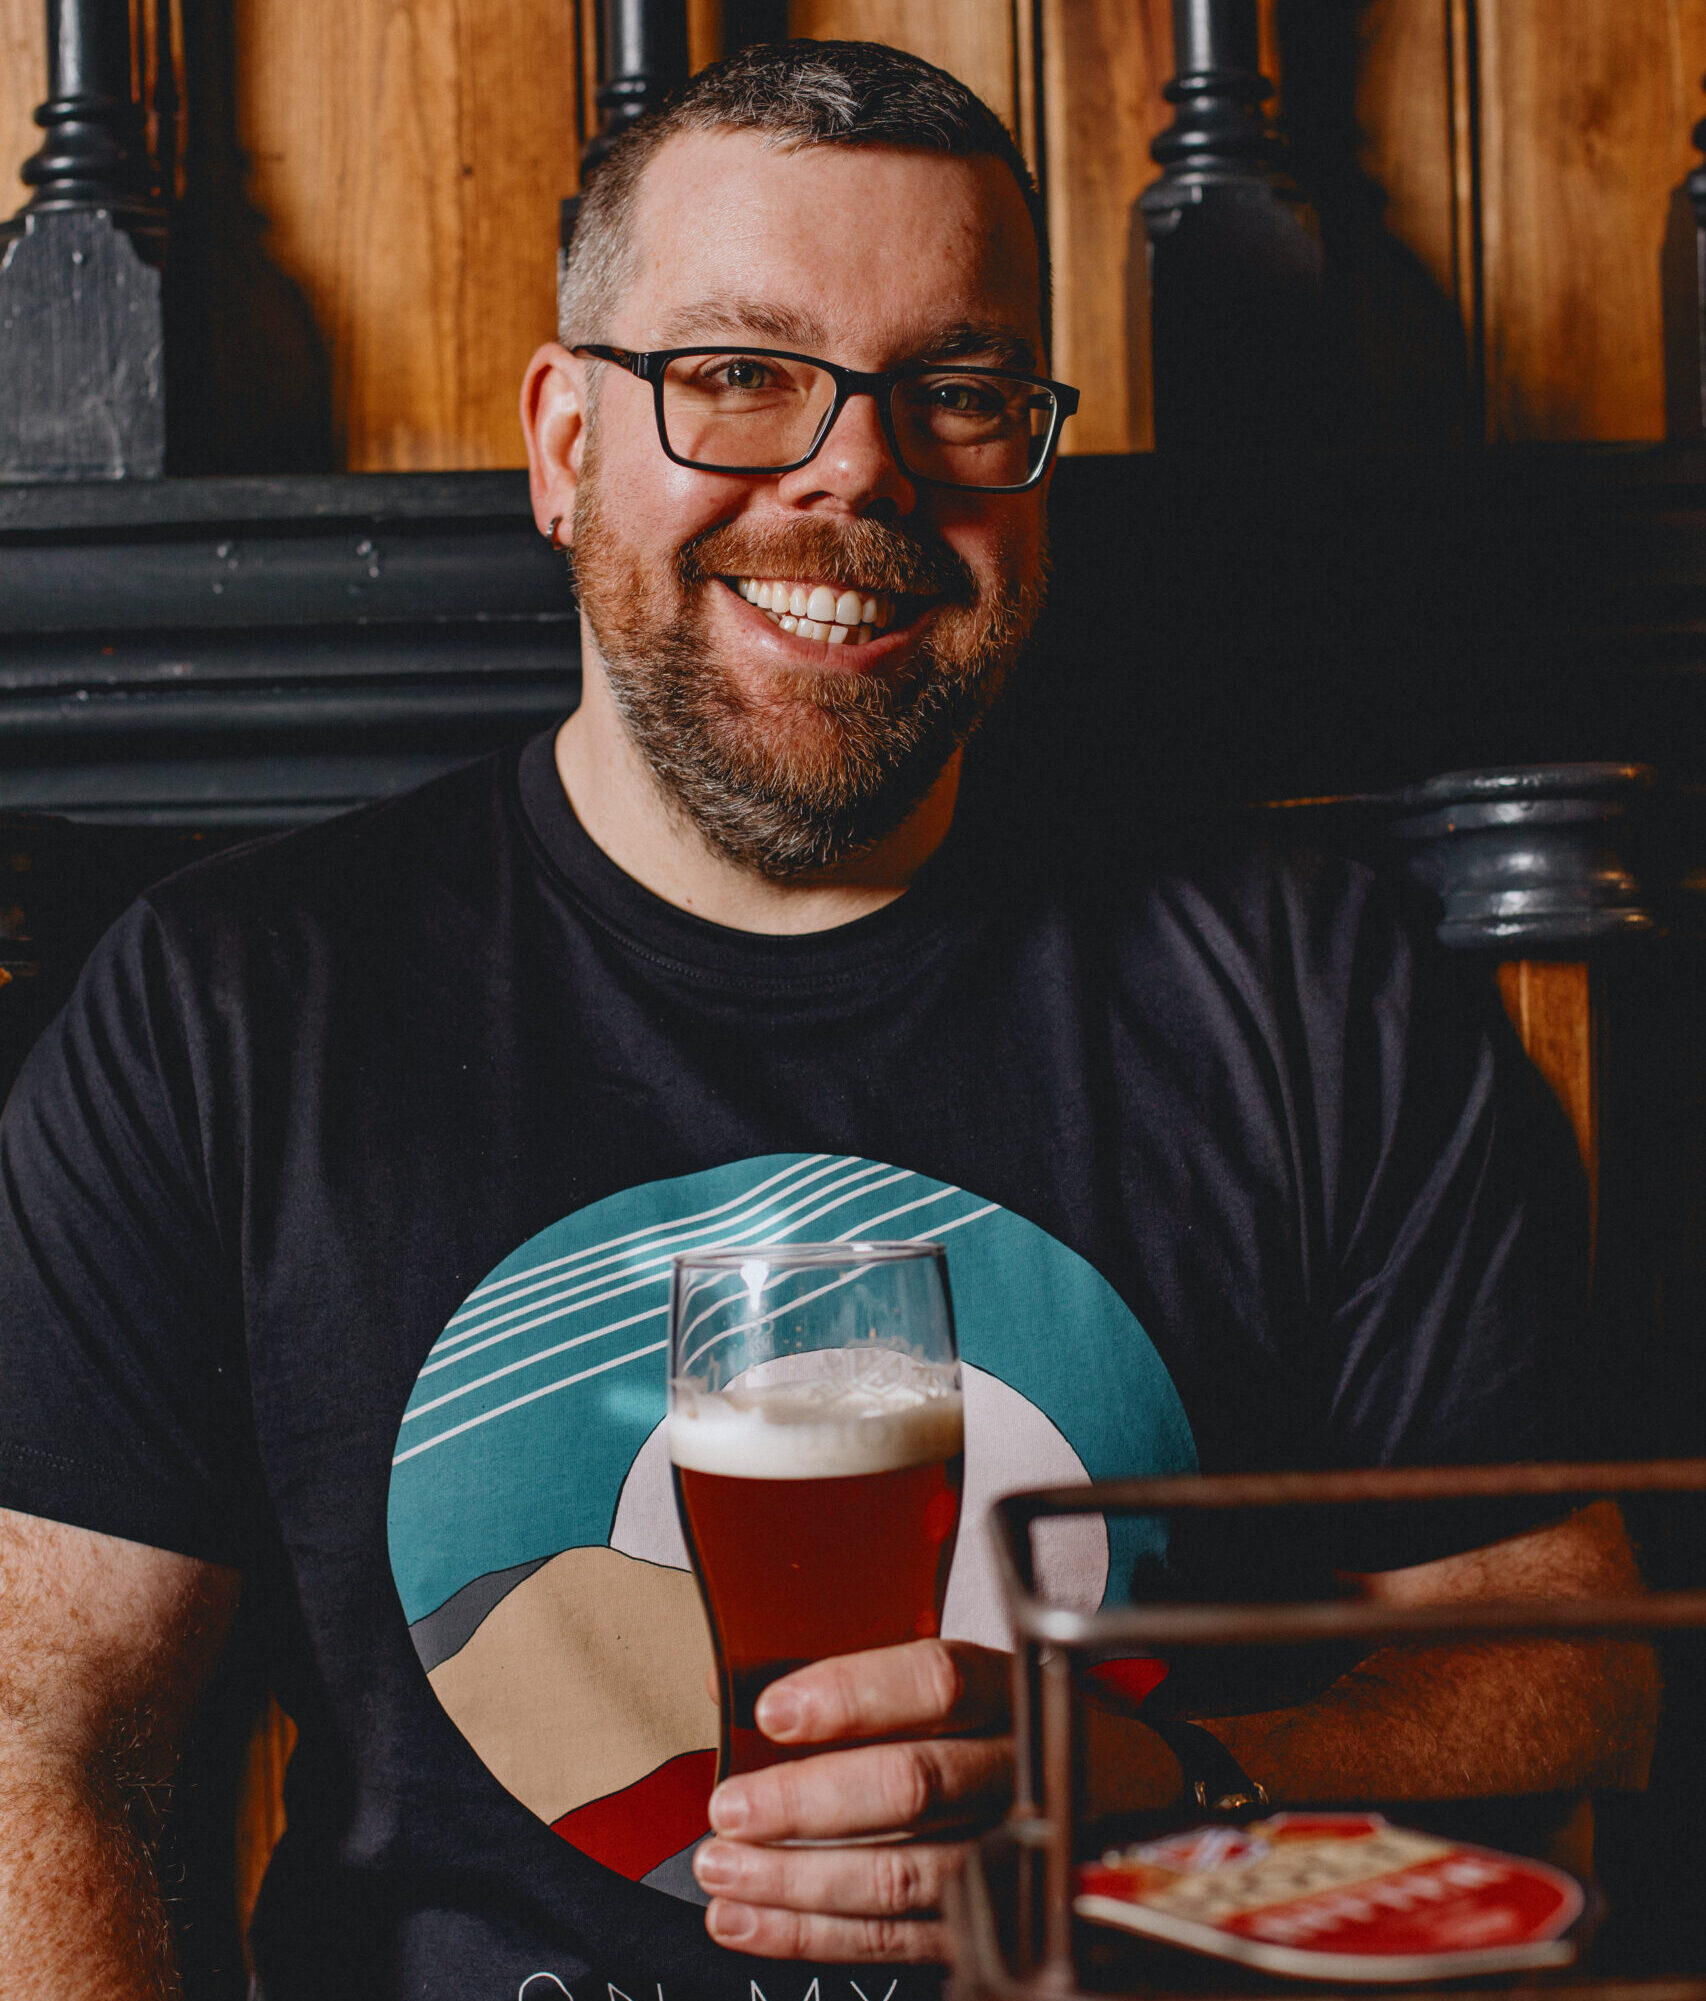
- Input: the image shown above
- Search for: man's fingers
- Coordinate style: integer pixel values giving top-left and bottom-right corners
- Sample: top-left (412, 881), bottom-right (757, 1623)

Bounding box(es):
top-left (705, 1900), bottom-right (949, 1965)
top-left (709, 1735), bottom-right (1011, 1843)
top-left (754, 1639), bottom-right (1009, 1746)
top-left (694, 1835), bottom-right (966, 1917)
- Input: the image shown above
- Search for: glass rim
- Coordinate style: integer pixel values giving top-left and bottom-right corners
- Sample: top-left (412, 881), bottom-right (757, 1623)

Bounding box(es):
top-left (671, 1240), bottom-right (945, 1272)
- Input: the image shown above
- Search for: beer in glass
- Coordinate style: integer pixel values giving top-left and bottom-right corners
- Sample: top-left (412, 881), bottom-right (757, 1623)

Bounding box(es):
top-left (669, 1243), bottom-right (963, 1778)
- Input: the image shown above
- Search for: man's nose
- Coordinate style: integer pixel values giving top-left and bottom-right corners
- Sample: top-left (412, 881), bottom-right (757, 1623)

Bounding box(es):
top-left (773, 391), bottom-right (916, 515)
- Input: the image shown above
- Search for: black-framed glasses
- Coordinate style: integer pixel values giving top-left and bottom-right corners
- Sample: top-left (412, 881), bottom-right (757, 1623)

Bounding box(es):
top-left (572, 344), bottom-right (1080, 493)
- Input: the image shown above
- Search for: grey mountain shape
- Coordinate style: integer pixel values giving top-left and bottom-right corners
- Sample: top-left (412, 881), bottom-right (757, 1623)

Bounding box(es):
top-left (643, 1833), bottom-right (712, 1906)
top-left (408, 1554), bottom-right (551, 1672)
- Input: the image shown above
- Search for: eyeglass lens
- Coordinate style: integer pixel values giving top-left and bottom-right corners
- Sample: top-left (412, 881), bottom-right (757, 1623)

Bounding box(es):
top-left (659, 352), bottom-right (1058, 488)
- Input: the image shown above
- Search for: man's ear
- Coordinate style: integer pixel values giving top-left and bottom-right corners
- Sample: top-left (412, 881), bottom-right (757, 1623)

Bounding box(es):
top-left (521, 344), bottom-right (589, 544)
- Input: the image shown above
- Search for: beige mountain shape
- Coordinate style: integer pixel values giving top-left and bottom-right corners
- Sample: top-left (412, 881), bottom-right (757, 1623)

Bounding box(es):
top-left (429, 1544), bottom-right (716, 1824)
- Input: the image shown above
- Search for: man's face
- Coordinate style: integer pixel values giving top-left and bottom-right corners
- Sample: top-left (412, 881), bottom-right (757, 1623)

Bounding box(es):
top-left (565, 130), bottom-right (1051, 877)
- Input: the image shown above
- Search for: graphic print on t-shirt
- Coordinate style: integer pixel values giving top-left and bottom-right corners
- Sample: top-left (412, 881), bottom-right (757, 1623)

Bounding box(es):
top-left (387, 1154), bottom-right (1195, 1900)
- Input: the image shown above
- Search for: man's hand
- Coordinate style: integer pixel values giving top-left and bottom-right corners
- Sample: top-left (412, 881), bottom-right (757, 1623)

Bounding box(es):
top-left (690, 1502), bottom-right (1660, 1965)
top-left (693, 1640), bottom-right (1011, 1963)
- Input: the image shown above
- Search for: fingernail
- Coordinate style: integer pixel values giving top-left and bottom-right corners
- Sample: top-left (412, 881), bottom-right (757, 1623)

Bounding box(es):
top-left (756, 1686), bottom-right (803, 1738)
top-left (709, 1899), bottom-right (757, 1943)
top-left (693, 1840), bottom-right (736, 1890)
top-left (709, 1783), bottom-right (749, 1833)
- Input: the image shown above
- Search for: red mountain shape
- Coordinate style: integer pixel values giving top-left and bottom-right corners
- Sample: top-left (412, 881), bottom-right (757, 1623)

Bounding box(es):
top-left (552, 1749), bottom-right (718, 1881)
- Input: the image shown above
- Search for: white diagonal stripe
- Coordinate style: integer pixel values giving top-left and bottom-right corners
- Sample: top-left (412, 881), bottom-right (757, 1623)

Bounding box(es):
top-left (679, 1202), bottom-right (995, 1367)
top-left (409, 1172), bottom-right (923, 1415)
top-left (392, 1338), bottom-right (669, 1464)
top-left (672, 1187), bottom-right (982, 1351)
top-left (831, 1184), bottom-right (965, 1237)
top-left (423, 1166), bottom-right (917, 1378)
top-left (908, 1203), bottom-right (998, 1238)
top-left (434, 1159), bottom-right (897, 1355)
top-left (402, 1303), bottom-right (670, 1421)
top-left (397, 1200), bottom-right (1001, 1461)
top-left (679, 1261), bottom-right (879, 1374)
top-left (443, 1155), bottom-right (841, 1325)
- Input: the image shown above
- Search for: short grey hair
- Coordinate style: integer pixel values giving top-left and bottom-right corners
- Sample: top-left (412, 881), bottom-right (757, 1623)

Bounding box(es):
top-left (559, 39), bottom-right (1049, 353)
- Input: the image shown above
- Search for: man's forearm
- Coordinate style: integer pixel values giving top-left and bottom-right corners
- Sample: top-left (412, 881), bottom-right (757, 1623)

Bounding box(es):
top-left (0, 1768), bottom-right (178, 2001)
top-left (1086, 1505), bottom-right (1661, 1815)
top-left (1211, 1635), bottom-right (1659, 1803)
top-left (1207, 1502), bottom-right (1661, 1805)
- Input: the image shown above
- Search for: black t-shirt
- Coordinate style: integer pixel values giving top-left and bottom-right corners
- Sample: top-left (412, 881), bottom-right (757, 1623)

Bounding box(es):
top-left (0, 729), bottom-right (1584, 2001)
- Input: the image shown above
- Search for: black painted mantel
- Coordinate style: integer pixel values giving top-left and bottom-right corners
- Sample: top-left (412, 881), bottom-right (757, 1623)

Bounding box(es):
top-left (0, 471), bottom-right (578, 824)
top-left (8, 448), bottom-right (1706, 829)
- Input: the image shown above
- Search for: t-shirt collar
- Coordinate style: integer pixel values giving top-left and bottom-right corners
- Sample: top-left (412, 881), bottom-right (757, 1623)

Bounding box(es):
top-left (516, 725), bottom-right (985, 986)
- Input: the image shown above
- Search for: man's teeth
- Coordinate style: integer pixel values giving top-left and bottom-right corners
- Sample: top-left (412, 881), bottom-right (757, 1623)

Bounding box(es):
top-left (733, 577), bottom-right (894, 644)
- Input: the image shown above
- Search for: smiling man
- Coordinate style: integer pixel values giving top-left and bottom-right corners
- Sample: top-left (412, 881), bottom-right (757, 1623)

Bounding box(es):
top-left (532, 93), bottom-right (1056, 918)
top-left (0, 37), bottom-right (1655, 2001)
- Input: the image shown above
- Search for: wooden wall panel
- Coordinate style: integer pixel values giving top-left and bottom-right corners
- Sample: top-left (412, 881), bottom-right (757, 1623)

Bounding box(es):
top-left (232, 0), bottom-right (581, 471)
top-left (1497, 958), bottom-right (1598, 1236)
top-left (0, 0), bottom-right (44, 225)
top-left (1354, 0), bottom-right (1469, 343)
top-left (1039, 0), bottom-right (1172, 452)
top-left (788, 0), bottom-right (1021, 136)
top-left (8, 0), bottom-right (1706, 464)
top-left (1479, 0), bottom-right (1706, 441)
top-left (236, 1697), bottom-right (297, 1943)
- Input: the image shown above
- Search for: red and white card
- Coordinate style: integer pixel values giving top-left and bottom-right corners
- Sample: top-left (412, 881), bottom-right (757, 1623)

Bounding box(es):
top-left (1075, 1812), bottom-right (1585, 1982)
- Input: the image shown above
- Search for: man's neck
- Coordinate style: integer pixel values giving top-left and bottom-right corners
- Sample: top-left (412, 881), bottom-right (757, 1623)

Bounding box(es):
top-left (553, 667), bottom-right (960, 936)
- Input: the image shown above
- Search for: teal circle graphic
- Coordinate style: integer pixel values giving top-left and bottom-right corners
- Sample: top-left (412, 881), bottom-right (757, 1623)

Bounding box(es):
top-left (388, 1153), bottom-right (1196, 1628)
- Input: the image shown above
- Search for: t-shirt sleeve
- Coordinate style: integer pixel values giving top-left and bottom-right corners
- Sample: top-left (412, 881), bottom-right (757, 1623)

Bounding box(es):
top-left (1298, 867), bottom-right (1592, 1566)
top-left (0, 896), bottom-right (256, 1568)
top-left (1147, 861), bottom-right (1594, 1637)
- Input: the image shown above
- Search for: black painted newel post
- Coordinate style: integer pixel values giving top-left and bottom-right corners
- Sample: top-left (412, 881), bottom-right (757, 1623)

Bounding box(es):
top-left (0, 0), bottom-right (166, 480)
top-left (560, 0), bottom-right (690, 279)
top-left (1663, 74), bottom-right (1706, 438)
top-left (1138, 0), bottom-right (1324, 451)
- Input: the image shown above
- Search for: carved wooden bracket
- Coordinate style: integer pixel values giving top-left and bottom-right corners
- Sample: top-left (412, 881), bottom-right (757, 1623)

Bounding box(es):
top-left (1138, 0), bottom-right (1326, 450)
top-left (0, 0), bottom-right (168, 479)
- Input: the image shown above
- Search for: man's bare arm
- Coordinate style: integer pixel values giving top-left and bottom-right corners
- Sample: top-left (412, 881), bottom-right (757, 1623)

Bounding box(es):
top-left (0, 1506), bottom-right (240, 2001)
top-left (1206, 1499), bottom-right (1659, 1802)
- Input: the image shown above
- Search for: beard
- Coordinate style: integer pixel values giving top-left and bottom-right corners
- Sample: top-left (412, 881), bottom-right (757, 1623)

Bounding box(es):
top-left (567, 440), bottom-right (1047, 880)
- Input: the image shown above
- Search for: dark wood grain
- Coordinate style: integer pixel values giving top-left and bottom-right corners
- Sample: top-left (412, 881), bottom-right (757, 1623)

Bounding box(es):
top-left (231, 0), bottom-right (582, 471)
top-left (236, 1699), bottom-right (296, 1946)
top-left (789, 0), bottom-right (1020, 134)
top-left (1039, 0), bottom-right (1173, 450)
top-left (1478, 0), bottom-right (1706, 441)
top-left (0, 0), bottom-right (44, 219)
top-left (1499, 958), bottom-right (1598, 1236)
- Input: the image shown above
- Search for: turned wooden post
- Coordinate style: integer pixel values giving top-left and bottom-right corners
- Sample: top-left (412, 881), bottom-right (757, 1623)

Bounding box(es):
top-left (1664, 74), bottom-right (1706, 438)
top-left (1138, 0), bottom-right (1325, 451)
top-left (559, 0), bottom-right (690, 275)
top-left (1383, 764), bottom-right (1659, 1269)
top-left (0, 0), bottom-right (167, 479)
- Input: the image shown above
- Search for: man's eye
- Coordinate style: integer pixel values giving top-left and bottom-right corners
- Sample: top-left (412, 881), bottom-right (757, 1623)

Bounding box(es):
top-left (710, 358), bottom-right (775, 391)
top-left (922, 379), bottom-right (1007, 416)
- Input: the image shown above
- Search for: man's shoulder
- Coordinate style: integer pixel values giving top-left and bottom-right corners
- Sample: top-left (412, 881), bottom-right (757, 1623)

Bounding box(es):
top-left (1033, 807), bottom-right (1406, 962)
top-left (136, 742), bottom-right (527, 942)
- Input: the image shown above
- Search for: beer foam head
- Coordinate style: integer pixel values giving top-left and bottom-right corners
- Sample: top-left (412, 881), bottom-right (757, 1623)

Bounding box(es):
top-left (669, 1348), bottom-right (963, 1479)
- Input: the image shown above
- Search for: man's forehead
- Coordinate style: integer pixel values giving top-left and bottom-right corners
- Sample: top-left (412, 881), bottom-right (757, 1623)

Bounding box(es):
top-left (623, 128), bottom-right (1043, 357)
top-left (649, 297), bottom-right (1040, 373)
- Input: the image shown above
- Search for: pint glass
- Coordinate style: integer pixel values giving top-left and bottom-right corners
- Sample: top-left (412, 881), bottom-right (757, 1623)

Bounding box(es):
top-left (669, 1243), bottom-right (963, 1779)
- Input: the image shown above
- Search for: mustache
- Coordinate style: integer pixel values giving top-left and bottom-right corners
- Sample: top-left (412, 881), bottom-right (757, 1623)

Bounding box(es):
top-left (678, 515), bottom-right (978, 603)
